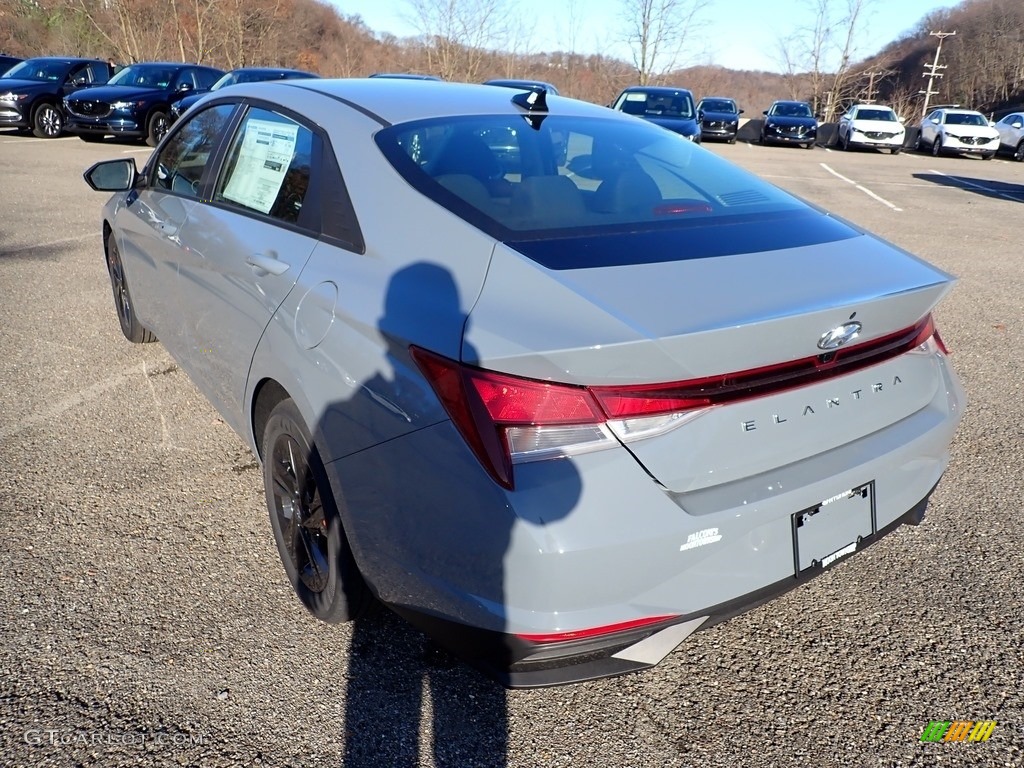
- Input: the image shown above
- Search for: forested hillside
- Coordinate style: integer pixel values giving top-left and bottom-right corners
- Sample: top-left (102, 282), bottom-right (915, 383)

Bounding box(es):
top-left (1, 0), bottom-right (1021, 116)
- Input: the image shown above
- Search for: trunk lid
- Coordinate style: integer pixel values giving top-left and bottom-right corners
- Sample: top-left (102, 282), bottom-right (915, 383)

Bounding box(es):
top-left (463, 231), bottom-right (954, 493)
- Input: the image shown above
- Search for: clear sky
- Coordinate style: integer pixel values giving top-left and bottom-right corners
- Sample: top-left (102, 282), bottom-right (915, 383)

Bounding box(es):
top-left (327, 0), bottom-right (964, 73)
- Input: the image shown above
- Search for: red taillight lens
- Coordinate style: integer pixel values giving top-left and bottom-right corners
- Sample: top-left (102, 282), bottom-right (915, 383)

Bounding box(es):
top-left (412, 347), bottom-right (607, 489)
top-left (517, 614), bottom-right (678, 644)
top-left (411, 314), bottom-right (941, 489)
top-left (468, 370), bottom-right (603, 425)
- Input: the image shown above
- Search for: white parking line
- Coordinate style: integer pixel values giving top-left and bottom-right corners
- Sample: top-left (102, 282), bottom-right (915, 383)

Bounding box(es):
top-left (926, 169), bottom-right (1024, 203)
top-left (819, 163), bottom-right (903, 211)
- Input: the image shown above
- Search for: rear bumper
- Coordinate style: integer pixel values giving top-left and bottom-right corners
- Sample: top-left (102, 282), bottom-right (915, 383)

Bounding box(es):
top-left (395, 492), bottom-right (932, 687)
top-left (327, 348), bottom-right (964, 687)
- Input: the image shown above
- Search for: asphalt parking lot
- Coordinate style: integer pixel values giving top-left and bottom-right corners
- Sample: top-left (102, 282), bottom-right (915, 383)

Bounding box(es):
top-left (1, 129), bottom-right (1022, 768)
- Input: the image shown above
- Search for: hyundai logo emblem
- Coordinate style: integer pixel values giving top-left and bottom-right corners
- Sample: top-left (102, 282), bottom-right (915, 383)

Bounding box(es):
top-left (818, 321), bottom-right (862, 351)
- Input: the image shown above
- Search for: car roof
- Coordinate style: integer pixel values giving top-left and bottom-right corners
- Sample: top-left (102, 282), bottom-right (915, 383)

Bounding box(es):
top-left (19, 56), bottom-right (103, 64)
top-left (771, 99), bottom-right (810, 106)
top-left (623, 85), bottom-right (693, 94)
top-left (484, 78), bottom-right (558, 91)
top-left (850, 103), bottom-right (894, 110)
top-left (229, 67), bottom-right (316, 75)
top-left (937, 107), bottom-right (983, 115)
top-left (275, 78), bottom-right (608, 125)
top-left (700, 96), bottom-right (736, 102)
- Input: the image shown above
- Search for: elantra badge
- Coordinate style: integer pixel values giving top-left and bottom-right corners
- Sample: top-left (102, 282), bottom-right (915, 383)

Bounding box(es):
top-left (817, 321), bottom-right (862, 350)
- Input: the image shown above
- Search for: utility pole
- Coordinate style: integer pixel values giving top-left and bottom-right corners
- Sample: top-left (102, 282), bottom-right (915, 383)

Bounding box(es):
top-left (862, 69), bottom-right (894, 103)
top-left (920, 31), bottom-right (956, 117)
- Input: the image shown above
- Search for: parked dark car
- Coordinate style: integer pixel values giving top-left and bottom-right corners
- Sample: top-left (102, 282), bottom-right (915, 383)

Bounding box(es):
top-left (483, 78), bottom-right (560, 95)
top-left (760, 100), bottom-right (818, 149)
top-left (0, 56), bottom-right (112, 138)
top-left (697, 96), bottom-right (742, 143)
top-left (170, 66), bottom-right (319, 122)
top-left (610, 86), bottom-right (701, 142)
top-left (0, 54), bottom-right (23, 76)
top-left (64, 61), bottom-right (223, 146)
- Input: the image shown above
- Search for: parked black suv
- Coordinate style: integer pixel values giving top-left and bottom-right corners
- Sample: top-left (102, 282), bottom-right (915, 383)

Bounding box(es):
top-left (0, 57), bottom-right (112, 138)
top-left (64, 61), bottom-right (223, 146)
top-left (170, 66), bottom-right (319, 123)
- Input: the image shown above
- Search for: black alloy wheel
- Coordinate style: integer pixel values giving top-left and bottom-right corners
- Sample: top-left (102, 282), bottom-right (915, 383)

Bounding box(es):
top-left (146, 110), bottom-right (169, 147)
top-left (263, 398), bottom-right (370, 623)
top-left (104, 231), bottom-right (156, 343)
top-left (1014, 141), bottom-right (1024, 162)
top-left (32, 103), bottom-right (63, 138)
top-left (932, 135), bottom-right (943, 157)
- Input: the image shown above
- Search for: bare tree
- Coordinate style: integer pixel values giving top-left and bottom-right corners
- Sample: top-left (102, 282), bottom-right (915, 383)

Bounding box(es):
top-left (405, 0), bottom-right (512, 81)
top-left (619, 0), bottom-right (710, 85)
top-left (774, 0), bottom-right (874, 120)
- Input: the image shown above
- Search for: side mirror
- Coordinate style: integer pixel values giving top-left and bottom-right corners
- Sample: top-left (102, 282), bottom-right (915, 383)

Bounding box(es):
top-left (83, 158), bottom-right (137, 191)
top-left (762, 109), bottom-right (768, 115)
top-left (930, 117), bottom-right (939, 124)
top-left (176, 82), bottom-right (193, 93)
top-left (72, 76), bottom-right (88, 87)
top-left (738, 109), bottom-right (744, 114)
top-left (1012, 121), bottom-right (1023, 129)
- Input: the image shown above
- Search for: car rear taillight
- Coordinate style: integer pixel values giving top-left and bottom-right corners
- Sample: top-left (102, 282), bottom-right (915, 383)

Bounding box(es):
top-left (410, 347), bottom-right (616, 489)
top-left (411, 314), bottom-right (944, 489)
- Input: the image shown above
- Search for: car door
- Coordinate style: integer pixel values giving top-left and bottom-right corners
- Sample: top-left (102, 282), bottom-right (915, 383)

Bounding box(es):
top-left (173, 103), bottom-right (322, 432)
top-left (839, 108), bottom-right (853, 139)
top-left (114, 102), bottom-right (237, 346)
top-left (997, 113), bottom-right (1022, 150)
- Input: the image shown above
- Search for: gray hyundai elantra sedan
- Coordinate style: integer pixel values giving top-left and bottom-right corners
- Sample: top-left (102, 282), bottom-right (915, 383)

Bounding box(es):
top-left (83, 79), bottom-right (965, 687)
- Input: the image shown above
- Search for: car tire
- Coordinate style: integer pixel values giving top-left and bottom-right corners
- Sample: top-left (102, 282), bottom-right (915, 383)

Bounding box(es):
top-left (104, 231), bottom-right (157, 344)
top-left (804, 141), bottom-right (814, 149)
top-left (931, 135), bottom-right (943, 157)
top-left (727, 136), bottom-right (736, 145)
top-left (78, 134), bottom-right (105, 143)
top-left (891, 147), bottom-right (901, 155)
top-left (31, 102), bottom-right (63, 138)
top-left (981, 152), bottom-right (994, 160)
top-left (145, 110), bottom-right (170, 147)
top-left (263, 397), bottom-right (371, 624)
top-left (1014, 141), bottom-right (1024, 162)
top-left (839, 131), bottom-right (849, 150)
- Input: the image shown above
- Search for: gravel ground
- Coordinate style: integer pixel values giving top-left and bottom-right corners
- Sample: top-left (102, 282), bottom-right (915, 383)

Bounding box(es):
top-left (1, 130), bottom-right (1021, 767)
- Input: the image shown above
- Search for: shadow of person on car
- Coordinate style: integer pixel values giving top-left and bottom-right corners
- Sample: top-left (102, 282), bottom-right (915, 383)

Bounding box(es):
top-left (307, 261), bottom-right (582, 766)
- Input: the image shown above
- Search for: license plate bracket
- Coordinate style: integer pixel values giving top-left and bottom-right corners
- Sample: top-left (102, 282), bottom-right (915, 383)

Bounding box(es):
top-left (792, 482), bottom-right (875, 574)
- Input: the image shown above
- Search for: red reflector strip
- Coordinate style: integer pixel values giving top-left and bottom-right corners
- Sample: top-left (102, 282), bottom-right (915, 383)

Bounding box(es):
top-left (590, 315), bottom-right (936, 419)
top-left (652, 201), bottom-right (714, 216)
top-left (517, 614), bottom-right (678, 644)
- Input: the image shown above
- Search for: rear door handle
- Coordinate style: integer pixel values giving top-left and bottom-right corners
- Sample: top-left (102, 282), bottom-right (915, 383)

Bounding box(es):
top-left (246, 253), bottom-right (289, 276)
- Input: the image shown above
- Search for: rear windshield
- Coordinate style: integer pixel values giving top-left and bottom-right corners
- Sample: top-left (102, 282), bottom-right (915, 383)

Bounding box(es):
top-left (376, 114), bottom-right (809, 241)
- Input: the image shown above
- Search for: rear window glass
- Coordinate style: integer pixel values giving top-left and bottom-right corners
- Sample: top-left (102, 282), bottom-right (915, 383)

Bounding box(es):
top-left (375, 115), bottom-right (807, 241)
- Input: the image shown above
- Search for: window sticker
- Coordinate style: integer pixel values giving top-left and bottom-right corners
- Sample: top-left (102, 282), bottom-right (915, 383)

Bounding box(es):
top-left (222, 118), bottom-right (299, 215)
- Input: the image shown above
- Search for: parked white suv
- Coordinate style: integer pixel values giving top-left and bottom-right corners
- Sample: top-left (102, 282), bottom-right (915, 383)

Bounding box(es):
top-left (917, 108), bottom-right (999, 159)
top-left (994, 112), bottom-right (1024, 161)
top-left (837, 104), bottom-right (905, 154)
